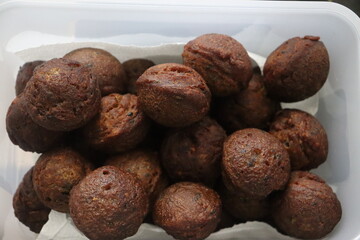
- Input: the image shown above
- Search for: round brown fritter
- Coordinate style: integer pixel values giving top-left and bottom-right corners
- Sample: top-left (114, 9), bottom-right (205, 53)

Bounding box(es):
top-left (69, 166), bottom-right (148, 240)
top-left (269, 109), bottom-right (328, 170)
top-left (23, 58), bottom-right (101, 131)
top-left (222, 128), bottom-right (290, 199)
top-left (263, 36), bottom-right (329, 102)
top-left (32, 147), bottom-right (93, 213)
top-left (6, 95), bottom-right (65, 153)
top-left (160, 117), bottom-right (226, 186)
top-left (122, 58), bottom-right (155, 94)
top-left (220, 185), bottom-right (271, 223)
top-left (153, 182), bottom-right (222, 240)
top-left (182, 33), bottom-right (253, 97)
top-left (64, 47), bottom-right (126, 96)
top-left (213, 73), bottom-right (281, 133)
top-left (13, 167), bottom-right (51, 233)
top-left (82, 93), bottom-right (151, 153)
top-left (136, 63), bottom-right (211, 127)
top-left (15, 60), bottom-right (44, 96)
top-left (271, 171), bottom-right (342, 239)
top-left (105, 149), bottom-right (167, 207)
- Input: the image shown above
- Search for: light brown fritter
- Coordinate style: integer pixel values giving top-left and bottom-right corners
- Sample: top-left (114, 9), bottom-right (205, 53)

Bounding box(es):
top-left (64, 47), bottom-right (126, 96)
top-left (222, 128), bottom-right (290, 199)
top-left (263, 36), bottom-right (329, 102)
top-left (136, 63), bottom-right (211, 127)
top-left (269, 109), bottom-right (328, 170)
top-left (153, 182), bottom-right (222, 240)
top-left (23, 58), bottom-right (101, 131)
top-left (82, 93), bottom-right (151, 153)
top-left (32, 147), bottom-right (93, 213)
top-left (271, 171), bottom-right (342, 239)
top-left (69, 166), bottom-right (148, 240)
top-left (182, 33), bottom-right (253, 96)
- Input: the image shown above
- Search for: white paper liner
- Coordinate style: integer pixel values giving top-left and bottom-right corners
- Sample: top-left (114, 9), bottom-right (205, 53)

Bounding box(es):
top-left (13, 42), bottom-right (320, 240)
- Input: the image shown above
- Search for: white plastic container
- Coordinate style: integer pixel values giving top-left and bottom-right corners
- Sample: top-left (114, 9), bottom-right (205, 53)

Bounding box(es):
top-left (1, 1), bottom-right (360, 239)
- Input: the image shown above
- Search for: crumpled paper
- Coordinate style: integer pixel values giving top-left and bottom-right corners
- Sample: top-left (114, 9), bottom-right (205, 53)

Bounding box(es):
top-left (15, 42), bottom-right (318, 240)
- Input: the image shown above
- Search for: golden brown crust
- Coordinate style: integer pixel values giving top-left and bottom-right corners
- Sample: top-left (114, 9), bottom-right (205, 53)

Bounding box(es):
top-left (13, 167), bottom-right (51, 233)
top-left (136, 63), bottom-right (211, 127)
top-left (69, 166), bottom-right (148, 240)
top-left (183, 33), bottom-right (253, 96)
top-left (263, 36), bottom-right (329, 102)
top-left (83, 93), bottom-right (151, 153)
top-left (271, 171), bottom-right (342, 239)
top-left (64, 47), bottom-right (126, 95)
top-left (160, 117), bottom-right (226, 186)
top-left (222, 128), bottom-right (290, 199)
top-left (269, 109), bottom-right (328, 170)
top-left (23, 58), bottom-right (101, 131)
top-left (6, 95), bottom-right (65, 153)
top-left (153, 182), bottom-right (222, 240)
top-left (32, 147), bottom-right (93, 213)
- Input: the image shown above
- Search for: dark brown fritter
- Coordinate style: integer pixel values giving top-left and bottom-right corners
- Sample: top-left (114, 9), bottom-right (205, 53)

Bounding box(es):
top-left (222, 128), bottom-right (290, 199)
top-left (15, 60), bottom-right (44, 96)
top-left (214, 73), bottom-right (281, 133)
top-left (122, 58), bottom-right (155, 94)
top-left (269, 109), bottom-right (328, 170)
top-left (69, 166), bottom-right (148, 240)
top-left (13, 167), bottom-right (51, 233)
top-left (32, 147), bottom-right (93, 213)
top-left (23, 58), bottom-right (101, 131)
top-left (220, 185), bottom-right (271, 223)
top-left (153, 182), bottom-right (222, 240)
top-left (263, 36), bottom-right (329, 102)
top-left (64, 47), bottom-right (126, 96)
top-left (6, 95), bottom-right (65, 153)
top-left (136, 63), bottom-right (211, 127)
top-left (271, 171), bottom-right (342, 239)
top-left (82, 93), bottom-right (151, 153)
top-left (160, 117), bottom-right (226, 186)
top-left (182, 33), bottom-right (253, 96)
top-left (105, 149), bottom-right (168, 208)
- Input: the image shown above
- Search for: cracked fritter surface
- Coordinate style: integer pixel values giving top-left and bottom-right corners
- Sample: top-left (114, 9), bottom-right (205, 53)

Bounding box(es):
top-left (83, 93), bottom-right (151, 153)
top-left (23, 58), bottom-right (101, 131)
top-left (64, 47), bottom-right (126, 96)
top-left (153, 182), bottom-right (221, 240)
top-left (269, 109), bottom-right (328, 170)
top-left (182, 33), bottom-right (253, 97)
top-left (136, 63), bottom-right (211, 127)
top-left (69, 166), bottom-right (148, 240)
